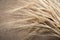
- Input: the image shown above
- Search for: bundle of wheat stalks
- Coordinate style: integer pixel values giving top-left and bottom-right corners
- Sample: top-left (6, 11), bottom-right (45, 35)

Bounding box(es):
top-left (0, 0), bottom-right (60, 40)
